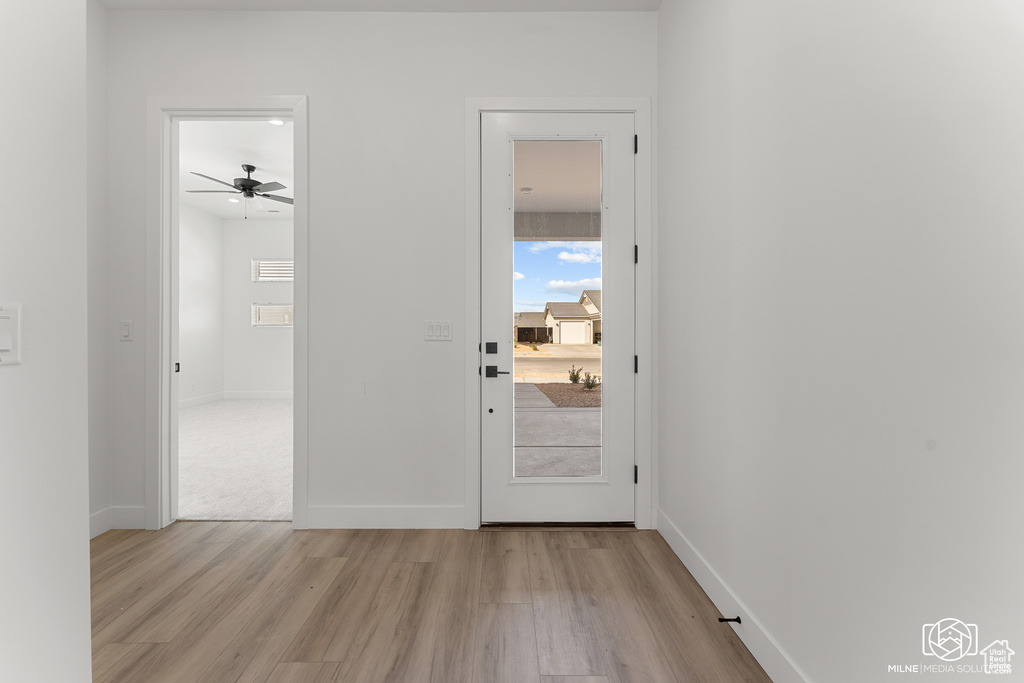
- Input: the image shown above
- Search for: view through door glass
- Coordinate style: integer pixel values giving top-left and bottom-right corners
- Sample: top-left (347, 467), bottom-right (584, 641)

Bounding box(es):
top-left (512, 140), bottom-right (603, 478)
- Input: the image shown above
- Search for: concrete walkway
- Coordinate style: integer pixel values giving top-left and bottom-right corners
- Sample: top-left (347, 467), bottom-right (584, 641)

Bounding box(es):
top-left (514, 384), bottom-right (601, 477)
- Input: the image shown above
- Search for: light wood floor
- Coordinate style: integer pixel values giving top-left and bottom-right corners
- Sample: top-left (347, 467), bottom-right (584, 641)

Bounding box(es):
top-left (91, 523), bottom-right (770, 682)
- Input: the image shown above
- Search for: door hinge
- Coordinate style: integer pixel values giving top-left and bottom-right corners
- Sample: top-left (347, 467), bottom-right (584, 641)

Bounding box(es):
top-left (634, 134), bottom-right (638, 154)
top-left (634, 465), bottom-right (638, 484)
top-left (174, 362), bottom-right (180, 373)
top-left (634, 355), bottom-right (638, 373)
top-left (634, 244), bottom-right (638, 264)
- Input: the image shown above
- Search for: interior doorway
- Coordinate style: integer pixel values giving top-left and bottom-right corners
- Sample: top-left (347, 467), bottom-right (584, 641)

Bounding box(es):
top-left (175, 119), bottom-right (295, 521)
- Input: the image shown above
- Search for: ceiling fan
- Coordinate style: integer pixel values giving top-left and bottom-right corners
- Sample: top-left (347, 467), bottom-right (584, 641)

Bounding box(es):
top-left (187, 164), bottom-right (293, 213)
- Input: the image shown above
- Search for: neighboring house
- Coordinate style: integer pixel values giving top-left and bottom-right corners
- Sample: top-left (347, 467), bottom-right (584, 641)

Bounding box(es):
top-left (520, 289), bottom-right (602, 344)
top-left (514, 312), bottom-right (551, 343)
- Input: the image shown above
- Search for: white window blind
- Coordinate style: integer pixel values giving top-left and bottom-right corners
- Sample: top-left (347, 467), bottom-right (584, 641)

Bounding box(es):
top-left (251, 303), bottom-right (294, 327)
top-left (251, 258), bottom-right (294, 282)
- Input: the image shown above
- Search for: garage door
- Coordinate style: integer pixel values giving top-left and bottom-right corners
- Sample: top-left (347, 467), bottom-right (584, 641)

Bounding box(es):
top-left (560, 321), bottom-right (586, 344)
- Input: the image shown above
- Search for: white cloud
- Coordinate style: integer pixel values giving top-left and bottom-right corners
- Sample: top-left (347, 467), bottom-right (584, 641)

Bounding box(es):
top-left (545, 277), bottom-right (602, 295)
top-left (513, 272), bottom-right (525, 280)
top-left (558, 250), bottom-right (600, 264)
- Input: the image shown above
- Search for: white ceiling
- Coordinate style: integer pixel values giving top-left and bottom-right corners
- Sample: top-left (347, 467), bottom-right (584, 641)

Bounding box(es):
top-left (179, 120), bottom-right (294, 221)
top-left (514, 141), bottom-right (602, 213)
top-left (102, 0), bottom-right (658, 11)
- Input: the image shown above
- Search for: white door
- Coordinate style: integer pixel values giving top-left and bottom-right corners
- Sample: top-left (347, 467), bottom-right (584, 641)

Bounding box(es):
top-left (480, 111), bottom-right (635, 523)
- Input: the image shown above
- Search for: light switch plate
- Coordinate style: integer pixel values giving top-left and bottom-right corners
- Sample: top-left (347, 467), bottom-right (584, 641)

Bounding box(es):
top-left (425, 320), bottom-right (454, 341)
top-left (0, 304), bottom-right (22, 366)
top-left (120, 320), bottom-right (134, 342)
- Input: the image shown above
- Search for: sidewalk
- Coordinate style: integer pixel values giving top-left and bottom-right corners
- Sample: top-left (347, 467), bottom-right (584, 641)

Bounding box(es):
top-left (513, 384), bottom-right (601, 477)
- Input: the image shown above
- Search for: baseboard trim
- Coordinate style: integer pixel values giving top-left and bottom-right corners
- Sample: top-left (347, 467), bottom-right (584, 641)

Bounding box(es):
top-left (223, 391), bottom-right (294, 401)
top-left (90, 508), bottom-right (111, 538)
top-left (306, 505), bottom-right (464, 529)
top-left (111, 505), bottom-right (146, 530)
top-left (657, 509), bottom-right (808, 683)
top-left (179, 391), bottom-right (224, 409)
top-left (90, 505), bottom-right (146, 536)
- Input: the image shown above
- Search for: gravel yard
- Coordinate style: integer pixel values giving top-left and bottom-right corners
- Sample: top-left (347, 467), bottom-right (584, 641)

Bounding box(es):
top-left (534, 382), bottom-right (602, 408)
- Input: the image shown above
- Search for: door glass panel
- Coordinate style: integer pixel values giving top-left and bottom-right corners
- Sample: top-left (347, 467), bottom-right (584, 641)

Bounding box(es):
top-left (512, 140), bottom-right (602, 477)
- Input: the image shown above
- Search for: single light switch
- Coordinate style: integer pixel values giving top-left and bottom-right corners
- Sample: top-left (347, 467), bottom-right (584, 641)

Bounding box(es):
top-left (120, 320), bottom-right (134, 342)
top-left (0, 304), bottom-right (22, 365)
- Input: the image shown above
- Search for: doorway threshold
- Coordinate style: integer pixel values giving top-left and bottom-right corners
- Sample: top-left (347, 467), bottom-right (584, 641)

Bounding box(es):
top-left (479, 522), bottom-right (636, 532)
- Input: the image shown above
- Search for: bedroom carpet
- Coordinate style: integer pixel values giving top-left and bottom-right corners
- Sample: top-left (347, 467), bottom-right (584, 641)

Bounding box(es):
top-left (178, 399), bottom-right (292, 521)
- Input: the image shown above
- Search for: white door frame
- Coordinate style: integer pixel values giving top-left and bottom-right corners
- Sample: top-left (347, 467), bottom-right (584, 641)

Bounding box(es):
top-left (145, 95), bottom-right (310, 530)
top-left (464, 97), bottom-right (654, 530)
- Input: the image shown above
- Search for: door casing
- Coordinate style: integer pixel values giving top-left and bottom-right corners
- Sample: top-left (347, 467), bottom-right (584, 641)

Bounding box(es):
top-left (464, 97), bottom-right (655, 530)
top-left (146, 95), bottom-right (310, 530)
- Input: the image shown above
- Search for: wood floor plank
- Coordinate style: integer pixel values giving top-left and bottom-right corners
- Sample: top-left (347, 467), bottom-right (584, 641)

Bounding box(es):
top-left (472, 603), bottom-right (541, 683)
top-left (265, 662), bottom-right (341, 683)
top-left (91, 525), bottom-right (233, 633)
top-left (626, 532), bottom-right (770, 682)
top-left (193, 520), bottom-right (260, 544)
top-left (320, 530), bottom-right (411, 662)
top-left (282, 529), bottom-right (407, 662)
top-left (92, 642), bottom-right (165, 683)
top-left (393, 528), bottom-right (445, 563)
top-left (541, 677), bottom-right (610, 682)
top-left (90, 522), bottom-right (213, 592)
top-left (427, 530), bottom-right (484, 683)
top-left (479, 531), bottom-right (532, 604)
top-left (92, 541), bottom-right (232, 651)
top-left (90, 529), bottom-right (151, 576)
top-left (196, 557), bottom-right (347, 682)
top-left (104, 525), bottom-right (312, 682)
top-left (305, 529), bottom-right (357, 557)
top-left (335, 561), bottom-right (437, 683)
top-left (109, 522), bottom-right (294, 645)
top-left (527, 532), bottom-right (604, 677)
top-left (574, 547), bottom-right (682, 683)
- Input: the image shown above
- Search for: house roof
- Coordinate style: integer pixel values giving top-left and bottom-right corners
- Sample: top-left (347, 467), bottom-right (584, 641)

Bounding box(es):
top-left (546, 301), bottom-right (590, 318)
top-left (514, 312), bottom-right (547, 327)
top-left (582, 289), bottom-right (601, 311)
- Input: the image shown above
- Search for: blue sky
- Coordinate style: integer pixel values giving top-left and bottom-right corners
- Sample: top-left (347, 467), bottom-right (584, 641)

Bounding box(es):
top-left (513, 241), bottom-right (602, 313)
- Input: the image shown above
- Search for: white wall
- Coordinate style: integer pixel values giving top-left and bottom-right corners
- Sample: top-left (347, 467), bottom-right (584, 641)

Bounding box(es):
top-left (658, 1), bottom-right (1024, 681)
top-left (88, 0), bottom-right (113, 536)
top-left (179, 204), bottom-right (226, 407)
top-left (223, 219), bottom-right (294, 398)
top-left (106, 11), bottom-right (657, 526)
top-left (0, 2), bottom-right (93, 680)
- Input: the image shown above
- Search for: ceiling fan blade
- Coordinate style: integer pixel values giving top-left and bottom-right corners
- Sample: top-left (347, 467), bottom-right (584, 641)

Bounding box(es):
top-left (253, 181), bottom-right (285, 193)
top-left (190, 171), bottom-right (238, 190)
top-left (251, 195), bottom-right (279, 213)
top-left (258, 193), bottom-right (294, 205)
top-left (187, 190), bottom-right (240, 194)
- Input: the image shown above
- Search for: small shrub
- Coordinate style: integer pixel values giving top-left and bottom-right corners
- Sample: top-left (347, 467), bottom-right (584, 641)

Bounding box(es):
top-left (568, 364), bottom-right (582, 383)
top-left (531, 343), bottom-right (538, 351)
top-left (583, 372), bottom-right (601, 390)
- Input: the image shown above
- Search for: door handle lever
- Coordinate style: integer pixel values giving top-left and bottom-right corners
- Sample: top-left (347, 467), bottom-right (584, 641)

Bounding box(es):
top-left (485, 365), bottom-right (510, 378)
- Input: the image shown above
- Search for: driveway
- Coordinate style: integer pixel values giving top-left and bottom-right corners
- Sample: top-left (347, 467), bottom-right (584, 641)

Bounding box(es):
top-left (513, 343), bottom-right (602, 383)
